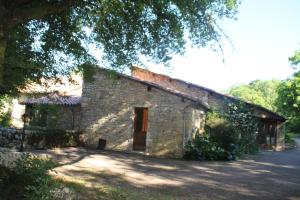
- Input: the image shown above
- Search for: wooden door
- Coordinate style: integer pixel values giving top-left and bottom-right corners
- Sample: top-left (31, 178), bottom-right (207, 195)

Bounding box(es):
top-left (133, 108), bottom-right (148, 151)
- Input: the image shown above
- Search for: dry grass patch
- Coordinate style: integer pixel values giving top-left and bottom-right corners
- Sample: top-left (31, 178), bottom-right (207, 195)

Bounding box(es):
top-left (53, 170), bottom-right (174, 200)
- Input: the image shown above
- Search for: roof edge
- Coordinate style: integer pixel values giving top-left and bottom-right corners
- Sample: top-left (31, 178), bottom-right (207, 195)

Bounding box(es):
top-left (97, 67), bottom-right (209, 110)
top-left (131, 66), bottom-right (286, 122)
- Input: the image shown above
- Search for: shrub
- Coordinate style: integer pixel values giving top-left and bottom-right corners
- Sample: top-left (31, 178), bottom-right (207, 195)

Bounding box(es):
top-left (184, 129), bottom-right (236, 161)
top-left (285, 132), bottom-right (296, 145)
top-left (0, 95), bottom-right (12, 127)
top-left (205, 112), bottom-right (240, 151)
top-left (184, 102), bottom-right (259, 161)
top-left (0, 154), bottom-right (60, 200)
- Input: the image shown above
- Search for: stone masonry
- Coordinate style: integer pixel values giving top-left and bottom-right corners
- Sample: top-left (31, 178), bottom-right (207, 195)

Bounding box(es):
top-left (132, 67), bottom-right (286, 151)
top-left (80, 70), bottom-right (206, 158)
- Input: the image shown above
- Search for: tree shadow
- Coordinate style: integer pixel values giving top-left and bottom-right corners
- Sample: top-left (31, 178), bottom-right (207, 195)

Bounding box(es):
top-left (39, 147), bottom-right (300, 200)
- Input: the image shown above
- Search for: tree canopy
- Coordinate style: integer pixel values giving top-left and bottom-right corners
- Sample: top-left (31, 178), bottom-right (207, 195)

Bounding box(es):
top-left (227, 80), bottom-right (281, 111)
top-left (276, 50), bottom-right (300, 132)
top-left (0, 0), bottom-right (240, 94)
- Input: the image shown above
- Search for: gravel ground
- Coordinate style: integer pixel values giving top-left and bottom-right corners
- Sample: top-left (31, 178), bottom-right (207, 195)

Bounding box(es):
top-left (34, 139), bottom-right (300, 200)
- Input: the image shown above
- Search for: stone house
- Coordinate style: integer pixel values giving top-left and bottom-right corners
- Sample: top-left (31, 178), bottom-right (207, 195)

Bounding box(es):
top-left (80, 68), bottom-right (208, 158)
top-left (10, 76), bottom-right (82, 130)
top-left (20, 95), bottom-right (81, 130)
top-left (131, 67), bottom-right (286, 151)
top-left (79, 67), bottom-right (286, 158)
top-left (8, 67), bottom-right (286, 158)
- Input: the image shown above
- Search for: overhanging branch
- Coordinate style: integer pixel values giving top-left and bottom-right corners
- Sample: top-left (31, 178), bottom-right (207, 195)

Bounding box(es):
top-left (5, 0), bottom-right (78, 29)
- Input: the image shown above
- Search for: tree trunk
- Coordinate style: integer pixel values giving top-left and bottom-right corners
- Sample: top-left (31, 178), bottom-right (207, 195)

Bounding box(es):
top-left (0, 27), bottom-right (6, 88)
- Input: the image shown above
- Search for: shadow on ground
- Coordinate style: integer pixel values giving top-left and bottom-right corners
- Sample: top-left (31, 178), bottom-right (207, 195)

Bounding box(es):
top-left (32, 140), bottom-right (300, 200)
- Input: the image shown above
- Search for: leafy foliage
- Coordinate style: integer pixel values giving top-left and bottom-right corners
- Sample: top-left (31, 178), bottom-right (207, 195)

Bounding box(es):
top-left (184, 129), bottom-right (234, 161)
top-left (0, 0), bottom-right (240, 94)
top-left (26, 104), bottom-right (60, 127)
top-left (285, 132), bottom-right (296, 146)
top-left (184, 102), bottom-right (259, 161)
top-left (0, 95), bottom-right (12, 127)
top-left (0, 154), bottom-right (59, 200)
top-left (289, 50), bottom-right (300, 66)
top-left (224, 102), bottom-right (259, 154)
top-left (205, 111), bottom-right (240, 153)
top-left (227, 80), bottom-right (281, 111)
top-left (276, 50), bottom-right (300, 133)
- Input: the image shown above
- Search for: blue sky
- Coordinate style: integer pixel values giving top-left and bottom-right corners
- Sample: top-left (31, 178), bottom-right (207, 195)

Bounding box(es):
top-left (145, 0), bottom-right (300, 91)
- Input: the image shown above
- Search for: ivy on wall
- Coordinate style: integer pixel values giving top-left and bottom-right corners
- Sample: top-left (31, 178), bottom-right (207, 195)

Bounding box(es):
top-left (222, 101), bottom-right (259, 154)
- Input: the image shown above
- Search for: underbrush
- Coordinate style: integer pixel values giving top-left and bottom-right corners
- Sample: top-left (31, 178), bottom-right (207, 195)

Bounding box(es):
top-left (285, 132), bottom-right (297, 146)
top-left (184, 103), bottom-right (259, 161)
top-left (184, 130), bottom-right (238, 161)
top-left (0, 154), bottom-right (59, 200)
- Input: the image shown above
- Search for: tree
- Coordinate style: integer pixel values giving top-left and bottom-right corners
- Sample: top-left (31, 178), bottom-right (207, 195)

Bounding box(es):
top-left (289, 50), bottom-right (300, 66)
top-left (227, 79), bottom-right (281, 111)
top-left (0, 0), bottom-right (240, 94)
top-left (276, 50), bottom-right (300, 132)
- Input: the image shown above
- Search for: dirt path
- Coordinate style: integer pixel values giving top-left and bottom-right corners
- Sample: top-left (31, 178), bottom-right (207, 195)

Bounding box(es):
top-left (35, 141), bottom-right (300, 200)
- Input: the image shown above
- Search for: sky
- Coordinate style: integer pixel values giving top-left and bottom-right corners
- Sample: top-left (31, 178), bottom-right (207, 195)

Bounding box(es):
top-left (144, 0), bottom-right (300, 91)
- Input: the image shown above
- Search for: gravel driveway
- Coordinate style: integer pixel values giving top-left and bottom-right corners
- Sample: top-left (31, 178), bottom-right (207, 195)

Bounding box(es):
top-left (36, 139), bottom-right (300, 200)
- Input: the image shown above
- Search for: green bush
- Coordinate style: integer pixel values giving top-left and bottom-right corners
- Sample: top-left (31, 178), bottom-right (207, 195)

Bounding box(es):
top-left (285, 117), bottom-right (300, 134)
top-left (0, 95), bottom-right (12, 127)
top-left (184, 102), bottom-right (259, 161)
top-left (0, 154), bottom-right (59, 200)
top-left (0, 112), bottom-right (12, 127)
top-left (184, 130), bottom-right (237, 161)
top-left (205, 112), bottom-right (240, 151)
top-left (285, 132), bottom-right (296, 145)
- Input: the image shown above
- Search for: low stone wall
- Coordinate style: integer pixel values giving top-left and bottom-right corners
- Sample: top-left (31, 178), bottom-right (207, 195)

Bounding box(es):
top-left (0, 126), bottom-right (82, 150)
top-left (0, 147), bottom-right (51, 168)
top-left (0, 127), bottom-right (22, 149)
top-left (0, 148), bottom-right (25, 168)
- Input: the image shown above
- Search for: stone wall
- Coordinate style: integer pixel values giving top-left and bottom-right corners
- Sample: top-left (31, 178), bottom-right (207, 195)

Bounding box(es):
top-left (275, 122), bottom-right (285, 151)
top-left (11, 99), bottom-right (26, 128)
top-left (0, 127), bottom-right (22, 149)
top-left (182, 106), bottom-right (205, 144)
top-left (0, 148), bottom-right (25, 168)
top-left (81, 71), bottom-right (205, 158)
top-left (132, 67), bottom-right (286, 151)
top-left (0, 147), bottom-right (49, 168)
top-left (0, 126), bottom-right (81, 150)
top-left (132, 67), bottom-right (209, 107)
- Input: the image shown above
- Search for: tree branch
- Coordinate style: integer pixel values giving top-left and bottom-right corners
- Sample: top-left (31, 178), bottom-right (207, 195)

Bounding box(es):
top-left (5, 0), bottom-right (78, 29)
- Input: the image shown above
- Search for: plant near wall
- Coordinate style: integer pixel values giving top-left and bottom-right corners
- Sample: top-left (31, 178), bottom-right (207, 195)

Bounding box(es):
top-left (0, 154), bottom-right (59, 200)
top-left (223, 101), bottom-right (259, 154)
top-left (27, 104), bottom-right (60, 128)
top-left (0, 95), bottom-right (12, 127)
top-left (184, 129), bottom-right (231, 161)
top-left (184, 101), bottom-right (259, 161)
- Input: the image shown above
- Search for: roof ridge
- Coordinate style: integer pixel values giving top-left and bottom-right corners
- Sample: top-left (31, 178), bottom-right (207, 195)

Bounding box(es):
top-left (131, 66), bottom-right (286, 121)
